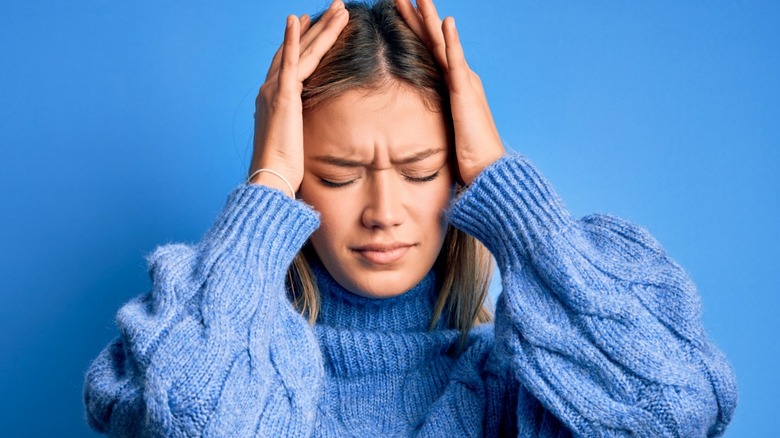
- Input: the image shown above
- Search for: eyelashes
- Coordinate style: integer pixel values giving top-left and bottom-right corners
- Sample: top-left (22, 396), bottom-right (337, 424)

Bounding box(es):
top-left (319, 178), bottom-right (354, 188)
top-left (405, 170), bottom-right (441, 183)
top-left (319, 170), bottom-right (441, 188)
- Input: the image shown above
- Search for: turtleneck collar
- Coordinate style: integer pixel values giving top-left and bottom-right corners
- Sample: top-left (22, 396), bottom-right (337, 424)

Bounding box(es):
top-left (310, 257), bottom-right (441, 333)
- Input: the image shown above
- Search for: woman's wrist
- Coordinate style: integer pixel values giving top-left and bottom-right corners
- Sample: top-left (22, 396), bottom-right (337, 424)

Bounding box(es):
top-left (459, 150), bottom-right (506, 186)
top-left (247, 169), bottom-right (296, 199)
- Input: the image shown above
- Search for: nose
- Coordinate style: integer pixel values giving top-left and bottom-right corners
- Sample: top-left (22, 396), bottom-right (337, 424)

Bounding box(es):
top-left (361, 171), bottom-right (405, 229)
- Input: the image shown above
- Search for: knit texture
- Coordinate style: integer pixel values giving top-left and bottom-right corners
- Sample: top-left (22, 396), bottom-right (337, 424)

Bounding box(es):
top-left (83, 154), bottom-right (737, 437)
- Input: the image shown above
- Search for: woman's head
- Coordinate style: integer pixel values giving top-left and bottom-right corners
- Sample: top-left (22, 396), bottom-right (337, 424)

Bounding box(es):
top-left (288, 0), bottom-right (492, 336)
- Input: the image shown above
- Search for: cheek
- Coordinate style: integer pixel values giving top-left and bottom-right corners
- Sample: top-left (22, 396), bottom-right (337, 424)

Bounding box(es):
top-left (304, 204), bottom-right (344, 265)
top-left (430, 167), bottom-right (456, 209)
top-left (299, 179), bottom-right (354, 247)
top-left (410, 176), bottom-right (455, 230)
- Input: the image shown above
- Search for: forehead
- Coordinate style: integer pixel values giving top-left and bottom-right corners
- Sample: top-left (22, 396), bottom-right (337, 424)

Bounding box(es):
top-left (302, 86), bottom-right (449, 162)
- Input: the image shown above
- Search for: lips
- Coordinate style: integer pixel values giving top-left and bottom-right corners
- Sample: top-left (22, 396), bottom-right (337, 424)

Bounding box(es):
top-left (352, 242), bottom-right (414, 265)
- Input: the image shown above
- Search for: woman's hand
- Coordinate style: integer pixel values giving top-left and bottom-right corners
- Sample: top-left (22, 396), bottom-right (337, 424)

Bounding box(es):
top-left (395, 0), bottom-right (505, 185)
top-left (249, 1), bottom-right (349, 196)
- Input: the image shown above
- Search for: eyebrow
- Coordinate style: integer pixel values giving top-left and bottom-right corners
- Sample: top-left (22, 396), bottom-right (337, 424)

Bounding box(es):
top-left (313, 148), bottom-right (445, 167)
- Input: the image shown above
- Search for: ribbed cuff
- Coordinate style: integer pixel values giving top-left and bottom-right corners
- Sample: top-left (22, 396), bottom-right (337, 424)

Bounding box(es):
top-left (197, 183), bottom-right (320, 280)
top-left (447, 154), bottom-right (575, 271)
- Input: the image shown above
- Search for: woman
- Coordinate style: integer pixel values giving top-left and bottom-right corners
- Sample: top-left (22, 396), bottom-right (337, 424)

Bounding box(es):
top-left (83, 0), bottom-right (737, 436)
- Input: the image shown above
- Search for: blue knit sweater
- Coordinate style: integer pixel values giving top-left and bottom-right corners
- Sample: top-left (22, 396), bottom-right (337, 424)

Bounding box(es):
top-left (83, 154), bottom-right (737, 437)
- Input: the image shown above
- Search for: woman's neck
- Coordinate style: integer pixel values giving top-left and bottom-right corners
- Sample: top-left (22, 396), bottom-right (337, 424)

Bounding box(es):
top-left (310, 257), bottom-right (441, 333)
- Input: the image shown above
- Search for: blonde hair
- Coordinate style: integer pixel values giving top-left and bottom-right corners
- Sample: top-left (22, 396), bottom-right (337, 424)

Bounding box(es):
top-left (287, 0), bottom-right (494, 340)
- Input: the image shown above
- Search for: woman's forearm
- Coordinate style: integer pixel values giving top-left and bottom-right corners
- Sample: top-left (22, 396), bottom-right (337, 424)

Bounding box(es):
top-left (449, 154), bottom-right (738, 436)
top-left (83, 184), bottom-right (324, 437)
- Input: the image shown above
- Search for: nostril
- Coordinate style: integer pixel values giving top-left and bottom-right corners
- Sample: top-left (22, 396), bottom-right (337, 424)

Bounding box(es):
top-left (361, 173), bottom-right (406, 228)
top-left (362, 200), bottom-right (404, 228)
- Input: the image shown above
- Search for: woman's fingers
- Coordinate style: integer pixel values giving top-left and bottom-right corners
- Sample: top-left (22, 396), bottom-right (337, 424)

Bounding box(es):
top-left (298, 1), bottom-right (342, 54)
top-left (277, 15), bottom-right (301, 97)
top-left (442, 17), bottom-right (469, 94)
top-left (266, 1), bottom-right (344, 83)
top-left (300, 14), bottom-right (312, 35)
top-left (297, 8), bottom-right (349, 80)
top-left (265, 14), bottom-right (307, 82)
top-left (394, 0), bottom-right (428, 45)
top-left (415, 0), bottom-right (448, 69)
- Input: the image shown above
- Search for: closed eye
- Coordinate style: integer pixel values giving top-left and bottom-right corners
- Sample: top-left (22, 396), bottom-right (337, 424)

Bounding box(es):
top-left (319, 177), bottom-right (357, 188)
top-left (404, 170), bottom-right (441, 183)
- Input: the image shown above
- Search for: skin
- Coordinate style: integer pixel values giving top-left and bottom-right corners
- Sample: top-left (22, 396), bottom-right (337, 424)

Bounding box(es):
top-left (249, 0), bottom-right (505, 298)
top-left (298, 85), bottom-right (454, 298)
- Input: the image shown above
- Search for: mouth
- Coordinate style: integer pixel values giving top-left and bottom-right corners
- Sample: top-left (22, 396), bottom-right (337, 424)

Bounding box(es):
top-left (351, 242), bottom-right (414, 265)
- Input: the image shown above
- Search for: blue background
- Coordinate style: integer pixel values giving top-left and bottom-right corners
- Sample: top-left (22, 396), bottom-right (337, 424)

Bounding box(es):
top-left (1, 1), bottom-right (777, 436)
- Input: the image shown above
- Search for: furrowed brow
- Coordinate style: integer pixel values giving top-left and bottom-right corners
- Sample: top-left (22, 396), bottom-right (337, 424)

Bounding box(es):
top-left (391, 148), bottom-right (445, 165)
top-left (312, 155), bottom-right (370, 167)
top-left (312, 148), bottom-right (445, 168)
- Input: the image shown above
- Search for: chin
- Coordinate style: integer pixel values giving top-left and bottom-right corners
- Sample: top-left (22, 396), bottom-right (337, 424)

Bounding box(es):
top-left (307, 242), bottom-right (439, 300)
top-left (336, 265), bottom-right (429, 299)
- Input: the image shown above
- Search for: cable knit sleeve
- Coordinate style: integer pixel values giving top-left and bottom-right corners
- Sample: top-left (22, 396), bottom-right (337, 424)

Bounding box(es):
top-left (448, 154), bottom-right (738, 437)
top-left (83, 184), bottom-right (324, 437)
